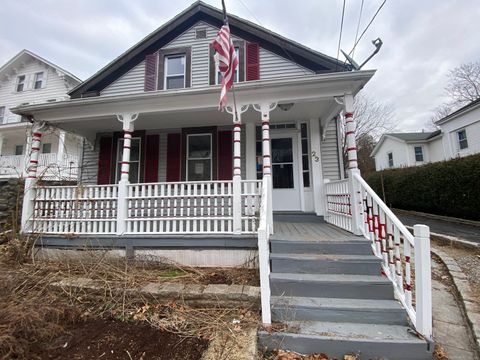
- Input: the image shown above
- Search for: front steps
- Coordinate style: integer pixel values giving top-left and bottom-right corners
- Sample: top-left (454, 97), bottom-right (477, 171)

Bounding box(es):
top-left (259, 236), bottom-right (432, 359)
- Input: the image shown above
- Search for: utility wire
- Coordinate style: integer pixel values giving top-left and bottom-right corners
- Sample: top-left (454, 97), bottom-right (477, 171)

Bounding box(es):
top-left (351, 0), bottom-right (365, 58)
top-left (347, 0), bottom-right (386, 57)
top-left (335, 0), bottom-right (347, 71)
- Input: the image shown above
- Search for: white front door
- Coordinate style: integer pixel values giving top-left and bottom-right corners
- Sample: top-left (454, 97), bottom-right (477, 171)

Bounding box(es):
top-left (271, 133), bottom-right (302, 211)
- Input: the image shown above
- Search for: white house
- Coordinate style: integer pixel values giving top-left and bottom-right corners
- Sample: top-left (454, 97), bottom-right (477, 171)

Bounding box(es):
top-left (0, 50), bottom-right (82, 180)
top-left (372, 98), bottom-right (480, 171)
top-left (10, 2), bottom-right (433, 355)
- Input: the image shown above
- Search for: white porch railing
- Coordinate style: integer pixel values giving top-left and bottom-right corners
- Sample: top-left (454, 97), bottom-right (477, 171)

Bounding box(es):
top-left (0, 153), bottom-right (79, 180)
top-left (30, 179), bottom-right (262, 235)
top-left (33, 184), bottom-right (118, 234)
top-left (324, 173), bottom-right (432, 340)
top-left (324, 179), bottom-right (352, 232)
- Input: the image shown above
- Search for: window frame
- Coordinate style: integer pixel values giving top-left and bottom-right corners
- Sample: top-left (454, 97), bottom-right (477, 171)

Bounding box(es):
top-left (186, 133), bottom-right (213, 181)
top-left (215, 47), bottom-right (240, 85)
top-left (209, 40), bottom-right (245, 85)
top-left (164, 54), bottom-right (186, 90)
top-left (387, 152), bottom-right (394, 168)
top-left (0, 106), bottom-right (5, 124)
top-left (15, 145), bottom-right (23, 156)
top-left (34, 72), bottom-right (44, 90)
top-left (457, 129), bottom-right (468, 150)
top-left (157, 47), bottom-right (192, 90)
top-left (414, 146), bottom-right (424, 162)
top-left (41, 143), bottom-right (52, 154)
top-left (16, 75), bottom-right (26, 92)
top-left (115, 137), bottom-right (142, 183)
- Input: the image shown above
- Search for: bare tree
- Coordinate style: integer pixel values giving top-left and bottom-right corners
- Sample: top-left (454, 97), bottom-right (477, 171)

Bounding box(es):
top-left (431, 61), bottom-right (480, 123)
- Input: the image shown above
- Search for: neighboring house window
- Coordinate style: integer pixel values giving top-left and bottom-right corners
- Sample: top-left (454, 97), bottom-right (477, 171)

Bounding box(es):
top-left (15, 145), bottom-right (23, 155)
top-left (116, 138), bottom-right (141, 183)
top-left (457, 129), bottom-right (468, 150)
top-left (34, 72), bottom-right (44, 89)
top-left (16, 75), bottom-right (26, 92)
top-left (164, 54), bottom-right (186, 89)
top-left (215, 48), bottom-right (239, 84)
top-left (42, 143), bottom-right (52, 153)
top-left (414, 146), bottom-right (424, 162)
top-left (387, 152), bottom-right (394, 168)
top-left (186, 134), bottom-right (212, 181)
top-left (0, 107), bottom-right (5, 124)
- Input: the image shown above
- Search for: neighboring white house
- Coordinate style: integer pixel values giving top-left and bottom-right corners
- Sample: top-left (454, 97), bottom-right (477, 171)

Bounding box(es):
top-left (372, 98), bottom-right (480, 171)
top-left (0, 50), bottom-right (82, 180)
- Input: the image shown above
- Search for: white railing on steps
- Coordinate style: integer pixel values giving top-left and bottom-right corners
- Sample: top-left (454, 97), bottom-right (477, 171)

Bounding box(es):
top-left (324, 173), bottom-right (432, 340)
top-left (257, 176), bottom-right (272, 325)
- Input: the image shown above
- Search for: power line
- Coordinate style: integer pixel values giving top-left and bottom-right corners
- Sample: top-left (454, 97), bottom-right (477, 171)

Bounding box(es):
top-left (351, 0), bottom-right (365, 58)
top-left (348, 0), bottom-right (386, 57)
top-left (335, 0), bottom-right (347, 71)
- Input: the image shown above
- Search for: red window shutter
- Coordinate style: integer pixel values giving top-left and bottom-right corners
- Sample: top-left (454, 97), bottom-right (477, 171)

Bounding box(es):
top-left (144, 134), bottom-right (160, 182)
top-left (166, 133), bottom-right (181, 182)
top-left (97, 137), bottom-right (113, 185)
top-left (217, 130), bottom-right (233, 180)
top-left (144, 53), bottom-right (157, 91)
top-left (246, 43), bottom-right (260, 81)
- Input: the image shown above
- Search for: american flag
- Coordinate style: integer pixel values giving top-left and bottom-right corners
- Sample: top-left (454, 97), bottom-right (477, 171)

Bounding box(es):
top-left (212, 24), bottom-right (238, 110)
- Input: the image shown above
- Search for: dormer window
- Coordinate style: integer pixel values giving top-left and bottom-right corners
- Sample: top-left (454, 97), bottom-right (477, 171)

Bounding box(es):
top-left (164, 55), bottom-right (186, 90)
top-left (16, 75), bottom-right (26, 92)
top-left (34, 72), bottom-right (44, 89)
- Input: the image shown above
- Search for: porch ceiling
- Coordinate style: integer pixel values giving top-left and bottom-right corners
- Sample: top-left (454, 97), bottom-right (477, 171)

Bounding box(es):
top-left (12, 70), bottom-right (375, 140)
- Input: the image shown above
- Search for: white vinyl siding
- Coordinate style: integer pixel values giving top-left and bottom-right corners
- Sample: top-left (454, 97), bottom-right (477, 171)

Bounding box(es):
top-left (321, 119), bottom-right (341, 181)
top-left (99, 22), bottom-right (314, 96)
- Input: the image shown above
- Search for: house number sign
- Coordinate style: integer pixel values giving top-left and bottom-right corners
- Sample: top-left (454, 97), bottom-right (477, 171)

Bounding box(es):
top-left (311, 151), bottom-right (320, 163)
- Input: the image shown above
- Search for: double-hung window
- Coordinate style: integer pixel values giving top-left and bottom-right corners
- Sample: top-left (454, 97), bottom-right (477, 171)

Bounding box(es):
top-left (215, 48), bottom-right (239, 84)
top-left (16, 75), bottom-right (26, 92)
top-left (186, 134), bottom-right (212, 181)
top-left (42, 143), bottom-right (52, 154)
top-left (34, 72), bottom-right (44, 89)
top-left (116, 137), bottom-right (141, 183)
top-left (414, 146), bottom-right (424, 162)
top-left (387, 152), bottom-right (394, 168)
top-left (15, 145), bottom-right (23, 155)
top-left (0, 107), bottom-right (5, 124)
top-left (457, 129), bottom-right (468, 150)
top-left (164, 55), bottom-right (186, 90)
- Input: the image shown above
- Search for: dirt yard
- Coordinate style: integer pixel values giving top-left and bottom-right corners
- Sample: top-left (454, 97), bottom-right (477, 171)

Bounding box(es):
top-left (0, 237), bottom-right (260, 360)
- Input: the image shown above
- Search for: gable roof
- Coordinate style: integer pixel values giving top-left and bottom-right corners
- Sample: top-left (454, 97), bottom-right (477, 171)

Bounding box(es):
top-left (387, 130), bottom-right (441, 142)
top-left (435, 98), bottom-right (480, 125)
top-left (370, 130), bottom-right (442, 157)
top-left (69, 1), bottom-right (351, 99)
top-left (0, 49), bottom-right (81, 83)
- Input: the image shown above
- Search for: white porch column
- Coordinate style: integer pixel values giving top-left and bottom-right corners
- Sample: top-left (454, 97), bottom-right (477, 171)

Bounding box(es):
top-left (226, 105), bottom-right (249, 235)
top-left (21, 122), bottom-right (45, 233)
top-left (245, 122), bottom-right (256, 180)
top-left (309, 118), bottom-right (325, 216)
top-left (0, 135), bottom-right (4, 156)
top-left (254, 103), bottom-right (277, 233)
top-left (343, 93), bottom-right (362, 235)
top-left (57, 130), bottom-right (66, 163)
top-left (116, 113), bottom-right (138, 235)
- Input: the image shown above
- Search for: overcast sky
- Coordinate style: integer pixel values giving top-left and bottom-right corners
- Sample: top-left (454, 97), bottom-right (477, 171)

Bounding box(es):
top-left (1, 0), bottom-right (479, 131)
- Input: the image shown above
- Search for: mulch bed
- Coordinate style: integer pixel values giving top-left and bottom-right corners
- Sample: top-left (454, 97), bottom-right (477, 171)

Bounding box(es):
top-left (36, 318), bottom-right (208, 360)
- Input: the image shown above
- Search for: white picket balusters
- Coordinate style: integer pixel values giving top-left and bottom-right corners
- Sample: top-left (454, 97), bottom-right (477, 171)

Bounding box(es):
top-left (324, 179), bottom-right (353, 232)
top-left (33, 184), bottom-right (118, 234)
top-left (353, 173), bottom-right (432, 340)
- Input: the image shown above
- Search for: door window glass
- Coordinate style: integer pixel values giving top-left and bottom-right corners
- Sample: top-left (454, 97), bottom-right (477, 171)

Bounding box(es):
top-left (187, 134), bottom-right (212, 181)
top-left (272, 137), bottom-right (294, 189)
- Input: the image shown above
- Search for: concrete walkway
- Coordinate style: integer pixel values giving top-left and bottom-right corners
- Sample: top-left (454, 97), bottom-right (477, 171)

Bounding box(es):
top-left (431, 257), bottom-right (479, 360)
top-left (394, 210), bottom-right (480, 244)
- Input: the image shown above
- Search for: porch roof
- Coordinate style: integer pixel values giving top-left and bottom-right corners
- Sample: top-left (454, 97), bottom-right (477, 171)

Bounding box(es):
top-left (12, 71), bottom-right (374, 141)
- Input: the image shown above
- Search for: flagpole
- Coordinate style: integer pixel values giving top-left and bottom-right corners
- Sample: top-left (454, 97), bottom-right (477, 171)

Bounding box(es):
top-left (221, 0), bottom-right (240, 123)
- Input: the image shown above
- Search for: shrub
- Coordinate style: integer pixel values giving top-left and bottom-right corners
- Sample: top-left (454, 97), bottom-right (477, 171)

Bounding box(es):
top-left (366, 154), bottom-right (480, 221)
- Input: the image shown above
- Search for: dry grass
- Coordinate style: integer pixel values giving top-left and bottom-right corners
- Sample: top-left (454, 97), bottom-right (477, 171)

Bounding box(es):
top-left (0, 237), bottom-right (260, 359)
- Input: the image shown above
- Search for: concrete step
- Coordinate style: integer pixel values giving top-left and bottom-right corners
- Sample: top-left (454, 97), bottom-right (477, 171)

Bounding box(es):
top-left (271, 296), bottom-right (408, 325)
top-left (270, 273), bottom-right (394, 300)
top-left (270, 253), bottom-right (382, 275)
top-left (270, 240), bottom-right (373, 255)
top-left (258, 321), bottom-right (432, 360)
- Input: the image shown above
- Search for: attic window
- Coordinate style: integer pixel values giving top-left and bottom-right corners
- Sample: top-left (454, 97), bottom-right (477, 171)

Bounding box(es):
top-left (16, 75), bottom-right (26, 92)
top-left (195, 28), bottom-right (207, 39)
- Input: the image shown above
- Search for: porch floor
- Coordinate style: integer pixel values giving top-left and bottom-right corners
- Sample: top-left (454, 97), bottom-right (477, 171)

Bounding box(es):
top-left (272, 214), bottom-right (364, 242)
